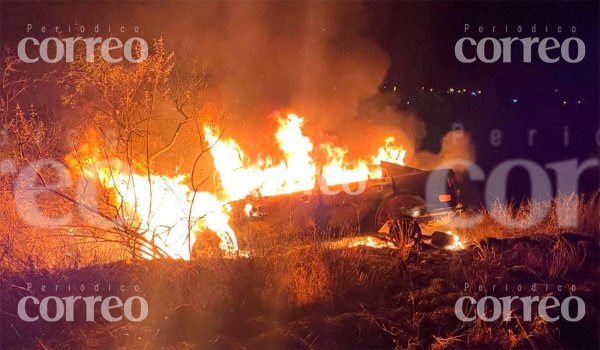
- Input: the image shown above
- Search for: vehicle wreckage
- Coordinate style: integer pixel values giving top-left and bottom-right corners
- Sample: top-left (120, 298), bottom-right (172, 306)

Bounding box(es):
top-left (226, 161), bottom-right (462, 250)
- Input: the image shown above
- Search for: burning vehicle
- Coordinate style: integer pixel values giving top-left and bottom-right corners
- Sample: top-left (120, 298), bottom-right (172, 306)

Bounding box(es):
top-left (227, 161), bottom-right (461, 250)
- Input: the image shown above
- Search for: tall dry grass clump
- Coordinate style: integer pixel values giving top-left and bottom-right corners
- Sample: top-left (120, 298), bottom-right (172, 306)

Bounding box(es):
top-left (458, 192), bottom-right (600, 241)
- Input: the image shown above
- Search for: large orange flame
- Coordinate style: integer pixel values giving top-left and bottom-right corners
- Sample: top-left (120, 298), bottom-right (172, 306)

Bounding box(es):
top-left (69, 112), bottom-right (407, 260)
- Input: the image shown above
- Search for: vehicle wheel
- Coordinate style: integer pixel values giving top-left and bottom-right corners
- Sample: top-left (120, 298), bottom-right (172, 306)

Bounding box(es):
top-left (388, 216), bottom-right (422, 248)
top-left (374, 195), bottom-right (423, 228)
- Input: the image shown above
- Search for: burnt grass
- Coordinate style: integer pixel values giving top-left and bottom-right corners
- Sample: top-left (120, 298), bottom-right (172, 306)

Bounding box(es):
top-left (1, 233), bottom-right (598, 349)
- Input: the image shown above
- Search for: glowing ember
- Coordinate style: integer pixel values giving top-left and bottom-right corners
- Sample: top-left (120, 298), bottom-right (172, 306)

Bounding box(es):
top-left (445, 230), bottom-right (465, 250)
top-left (326, 235), bottom-right (397, 250)
top-left (347, 236), bottom-right (397, 249)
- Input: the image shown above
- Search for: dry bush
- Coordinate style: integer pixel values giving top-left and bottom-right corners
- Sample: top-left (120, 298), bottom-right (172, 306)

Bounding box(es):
top-left (458, 192), bottom-right (600, 242)
top-left (0, 39), bottom-right (221, 269)
top-left (0, 97), bottom-right (117, 271)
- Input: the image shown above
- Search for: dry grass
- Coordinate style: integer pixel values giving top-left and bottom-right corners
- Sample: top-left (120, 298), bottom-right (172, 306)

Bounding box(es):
top-left (1, 195), bottom-right (598, 349)
top-left (262, 245), bottom-right (332, 307)
top-left (457, 192), bottom-right (600, 242)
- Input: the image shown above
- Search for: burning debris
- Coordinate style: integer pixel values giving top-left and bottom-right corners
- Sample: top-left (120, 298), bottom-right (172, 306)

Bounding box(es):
top-left (328, 235), bottom-right (398, 250)
top-left (425, 231), bottom-right (466, 250)
top-left (444, 231), bottom-right (466, 250)
top-left (67, 111), bottom-right (463, 260)
top-left (328, 231), bottom-right (466, 251)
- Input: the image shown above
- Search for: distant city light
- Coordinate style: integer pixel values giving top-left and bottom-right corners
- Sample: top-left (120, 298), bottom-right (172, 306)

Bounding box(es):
top-left (414, 86), bottom-right (583, 108)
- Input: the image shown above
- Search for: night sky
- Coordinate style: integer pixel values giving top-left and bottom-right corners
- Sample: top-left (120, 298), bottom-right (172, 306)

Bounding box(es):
top-left (367, 2), bottom-right (598, 152)
top-left (365, 1), bottom-right (599, 197)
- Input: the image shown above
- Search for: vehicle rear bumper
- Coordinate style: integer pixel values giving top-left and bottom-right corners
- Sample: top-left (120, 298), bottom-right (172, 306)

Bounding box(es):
top-left (415, 204), bottom-right (463, 223)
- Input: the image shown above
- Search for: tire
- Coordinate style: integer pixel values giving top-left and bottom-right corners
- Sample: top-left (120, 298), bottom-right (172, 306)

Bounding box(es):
top-left (374, 195), bottom-right (424, 228)
top-left (388, 216), bottom-right (422, 248)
